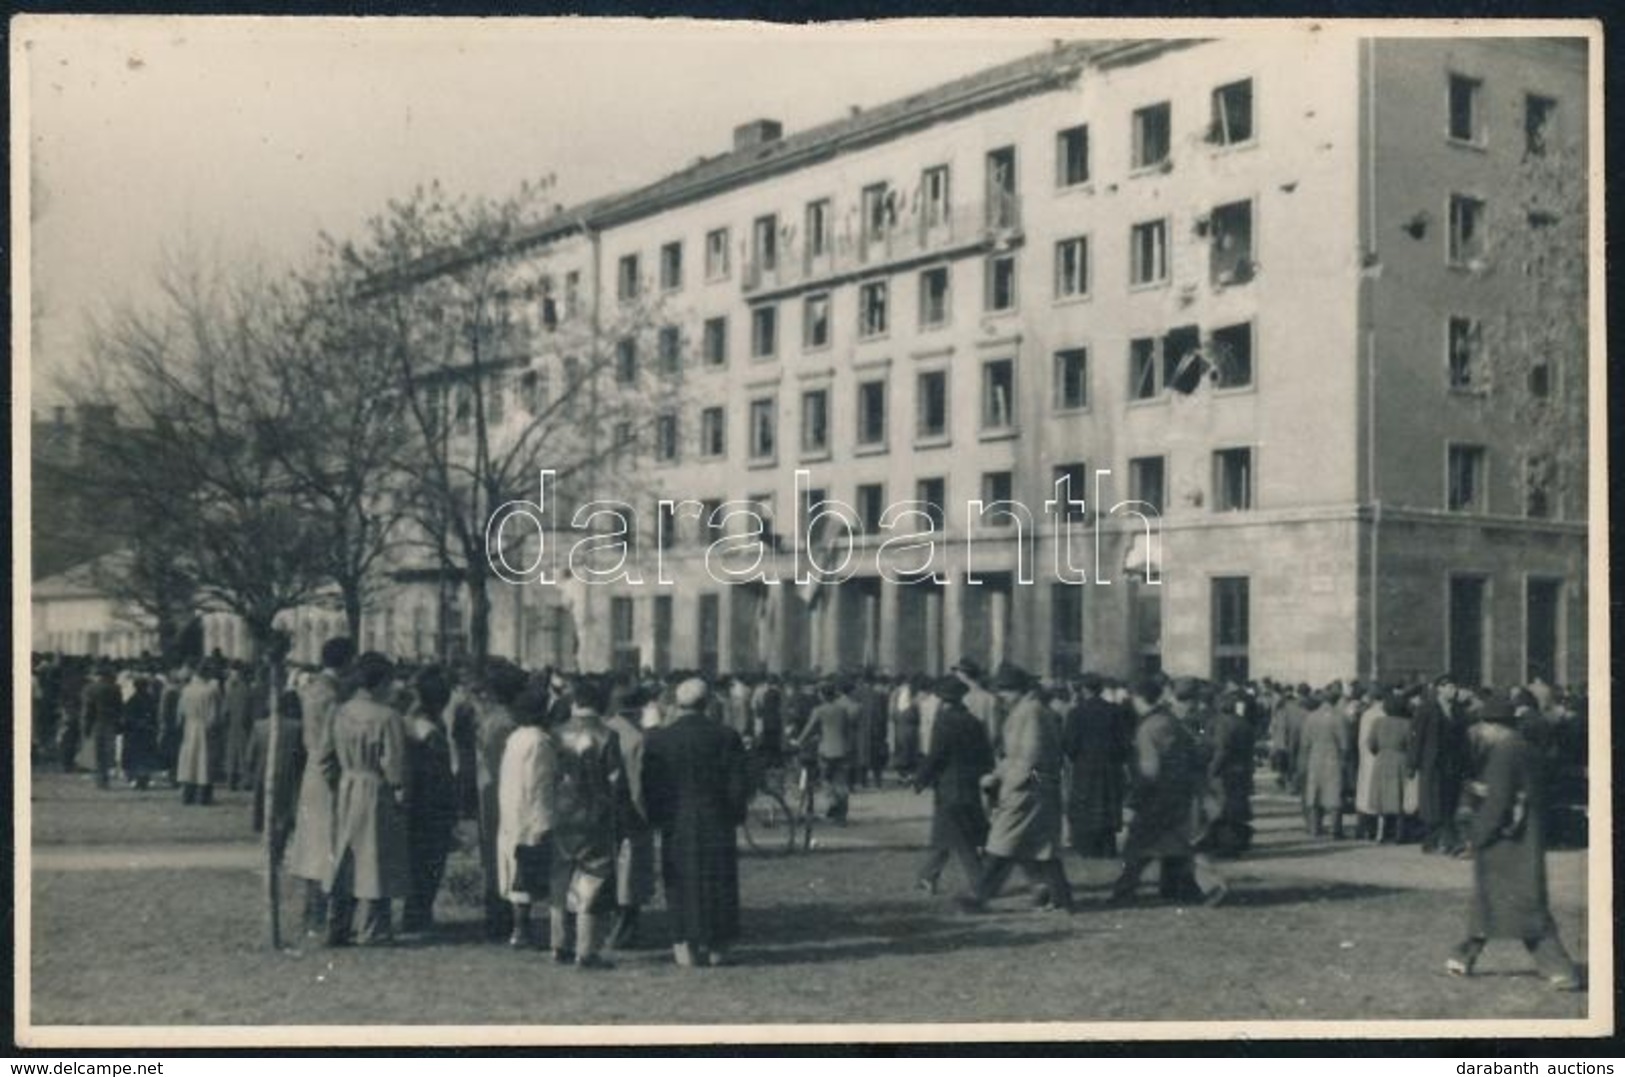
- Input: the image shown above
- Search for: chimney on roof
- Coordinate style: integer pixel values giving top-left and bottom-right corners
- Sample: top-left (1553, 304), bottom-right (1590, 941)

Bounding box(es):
top-left (733, 119), bottom-right (783, 151)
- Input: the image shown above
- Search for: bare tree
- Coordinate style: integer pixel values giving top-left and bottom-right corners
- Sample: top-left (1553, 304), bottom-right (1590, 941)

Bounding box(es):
top-left (1479, 141), bottom-right (1587, 520)
top-left (335, 180), bottom-right (686, 671)
top-left (71, 252), bottom-right (333, 658)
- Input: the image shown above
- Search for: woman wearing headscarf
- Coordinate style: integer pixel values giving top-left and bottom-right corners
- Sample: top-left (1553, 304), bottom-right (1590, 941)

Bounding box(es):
top-left (1447, 695), bottom-right (1581, 991)
top-left (1366, 692), bottom-right (1413, 844)
top-left (548, 675), bottom-right (624, 969)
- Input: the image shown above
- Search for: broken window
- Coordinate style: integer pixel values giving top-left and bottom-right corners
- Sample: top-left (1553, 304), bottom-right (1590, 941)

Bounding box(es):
top-left (1448, 316), bottom-right (1482, 389)
top-left (858, 280), bottom-right (889, 337)
top-left (1129, 337), bottom-right (1159, 400)
top-left (1129, 456), bottom-right (1165, 513)
top-left (1525, 94), bottom-right (1558, 157)
top-left (982, 359), bottom-right (1015, 430)
top-left (1210, 80), bottom-right (1254, 146)
top-left (1163, 324), bottom-right (1202, 392)
top-left (804, 292), bottom-right (831, 349)
top-left (1213, 447), bottom-right (1254, 511)
top-left (919, 267), bottom-right (950, 328)
top-left (1209, 200), bottom-right (1255, 285)
top-left (1448, 195), bottom-right (1486, 265)
top-left (1210, 322), bottom-right (1254, 389)
top-left (800, 389), bottom-right (829, 455)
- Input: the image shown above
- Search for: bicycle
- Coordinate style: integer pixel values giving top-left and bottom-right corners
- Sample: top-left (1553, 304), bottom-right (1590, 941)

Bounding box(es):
top-left (739, 746), bottom-right (815, 854)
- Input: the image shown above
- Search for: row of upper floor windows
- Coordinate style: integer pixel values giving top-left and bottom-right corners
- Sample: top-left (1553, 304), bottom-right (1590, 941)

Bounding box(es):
top-left (607, 77), bottom-right (1257, 301)
top-left (627, 322), bottom-right (1255, 470)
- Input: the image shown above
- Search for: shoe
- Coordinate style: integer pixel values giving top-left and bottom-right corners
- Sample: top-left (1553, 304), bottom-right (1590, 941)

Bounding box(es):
top-left (914, 877), bottom-right (938, 896)
top-left (576, 953), bottom-right (614, 971)
top-left (508, 929), bottom-right (531, 949)
top-left (1445, 957), bottom-right (1472, 977)
top-left (551, 948), bottom-right (575, 965)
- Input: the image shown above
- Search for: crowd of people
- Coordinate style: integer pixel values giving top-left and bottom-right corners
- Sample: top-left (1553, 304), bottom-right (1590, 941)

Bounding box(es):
top-left (29, 647), bottom-right (1589, 987)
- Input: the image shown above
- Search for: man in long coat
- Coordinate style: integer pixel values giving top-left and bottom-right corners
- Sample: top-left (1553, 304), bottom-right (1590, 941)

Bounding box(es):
top-left (1411, 676), bottom-right (1468, 854)
top-left (1298, 690), bottom-right (1350, 839)
top-left (955, 658), bottom-right (1005, 759)
top-left (322, 652), bottom-right (411, 946)
top-left (643, 677), bottom-right (751, 968)
top-left (1447, 696), bottom-right (1581, 990)
top-left (401, 667), bottom-right (457, 936)
top-left (175, 663), bottom-right (222, 805)
top-left (286, 637), bottom-right (353, 936)
top-left (961, 666), bottom-right (1073, 913)
top-left (1110, 679), bottom-right (1228, 906)
top-left (912, 676), bottom-right (993, 896)
top-left (1062, 673), bottom-right (1129, 858)
top-left (1205, 689), bottom-right (1256, 856)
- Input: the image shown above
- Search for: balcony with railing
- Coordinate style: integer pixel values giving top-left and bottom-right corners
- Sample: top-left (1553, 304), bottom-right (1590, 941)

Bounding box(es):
top-left (742, 195), bottom-right (1022, 296)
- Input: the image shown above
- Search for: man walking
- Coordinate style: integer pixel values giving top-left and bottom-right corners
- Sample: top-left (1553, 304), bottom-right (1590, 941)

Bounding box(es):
top-left (912, 676), bottom-right (993, 896)
top-left (960, 666), bottom-right (1074, 914)
top-left (287, 637), bottom-right (354, 936)
top-left (800, 682), bottom-right (855, 824)
top-left (1063, 673), bottom-right (1129, 858)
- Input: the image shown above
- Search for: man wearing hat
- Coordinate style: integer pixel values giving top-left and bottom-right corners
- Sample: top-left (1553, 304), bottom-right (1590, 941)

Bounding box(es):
top-left (175, 660), bottom-right (224, 806)
top-left (961, 664), bottom-right (1073, 913)
top-left (288, 636), bottom-right (355, 935)
top-left (643, 677), bottom-right (752, 968)
top-left (1110, 678), bottom-right (1228, 906)
top-left (1447, 694), bottom-right (1581, 991)
top-left (1410, 674), bottom-right (1469, 855)
top-left (954, 657), bottom-right (1006, 760)
top-left (912, 675), bottom-right (994, 896)
top-left (1298, 687), bottom-right (1351, 840)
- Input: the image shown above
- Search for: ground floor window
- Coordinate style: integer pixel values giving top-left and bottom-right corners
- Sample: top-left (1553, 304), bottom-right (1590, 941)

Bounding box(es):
top-left (1211, 576), bottom-right (1250, 682)
top-left (611, 595), bottom-right (640, 674)
top-left (1052, 583), bottom-right (1084, 679)
top-left (697, 593), bottom-right (721, 676)
top-left (1526, 577), bottom-right (1562, 685)
top-left (1448, 575), bottom-right (1489, 685)
top-left (1132, 582), bottom-right (1162, 677)
top-left (652, 594), bottom-right (673, 675)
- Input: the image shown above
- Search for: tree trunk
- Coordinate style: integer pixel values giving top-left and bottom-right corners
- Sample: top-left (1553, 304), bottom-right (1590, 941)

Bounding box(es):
top-left (341, 585), bottom-right (364, 650)
top-left (467, 568), bottom-right (492, 676)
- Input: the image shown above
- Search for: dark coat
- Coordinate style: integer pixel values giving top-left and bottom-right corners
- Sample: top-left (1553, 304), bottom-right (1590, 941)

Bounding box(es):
top-left (1121, 707), bottom-right (1200, 861)
top-left (120, 687), bottom-right (161, 774)
top-left (249, 716), bottom-right (305, 837)
top-left (1409, 698), bottom-right (1467, 825)
top-left (643, 710), bottom-right (751, 948)
top-left (1467, 728), bottom-right (1555, 939)
top-left (1062, 696), bottom-right (1129, 844)
top-left (403, 714), bottom-right (457, 864)
top-left (1207, 706), bottom-right (1255, 825)
top-left (913, 701), bottom-right (992, 849)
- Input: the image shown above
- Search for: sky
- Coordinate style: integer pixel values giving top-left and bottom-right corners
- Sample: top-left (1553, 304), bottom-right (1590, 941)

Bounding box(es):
top-left (18, 16), bottom-right (1071, 409)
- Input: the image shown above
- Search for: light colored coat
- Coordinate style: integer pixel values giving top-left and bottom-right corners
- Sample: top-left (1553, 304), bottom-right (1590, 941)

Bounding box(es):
top-left (1298, 704), bottom-right (1349, 810)
top-left (1354, 702), bottom-right (1385, 815)
top-left (287, 671), bottom-right (342, 882)
top-left (984, 693), bottom-right (1064, 861)
top-left (174, 678), bottom-right (220, 786)
top-left (323, 692), bottom-right (411, 900)
top-left (496, 725), bottom-right (556, 902)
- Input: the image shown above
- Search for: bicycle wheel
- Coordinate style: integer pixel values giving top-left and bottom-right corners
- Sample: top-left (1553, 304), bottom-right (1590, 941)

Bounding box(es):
top-left (741, 788), bottom-right (796, 856)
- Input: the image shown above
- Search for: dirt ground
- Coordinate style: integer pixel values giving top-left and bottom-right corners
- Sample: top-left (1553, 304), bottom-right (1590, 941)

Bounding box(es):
top-left (25, 767), bottom-right (1593, 1029)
